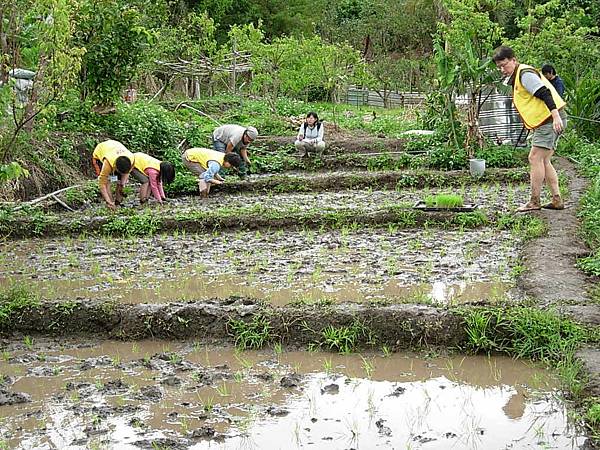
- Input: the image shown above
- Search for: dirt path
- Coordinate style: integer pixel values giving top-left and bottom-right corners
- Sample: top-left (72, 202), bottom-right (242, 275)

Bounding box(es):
top-left (519, 157), bottom-right (600, 324)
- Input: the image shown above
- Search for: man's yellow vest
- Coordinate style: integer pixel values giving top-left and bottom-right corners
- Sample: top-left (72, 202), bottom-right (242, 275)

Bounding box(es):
top-left (93, 140), bottom-right (135, 170)
top-left (513, 64), bottom-right (566, 130)
top-left (185, 148), bottom-right (225, 169)
top-left (133, 152), bottom-right (161, 173)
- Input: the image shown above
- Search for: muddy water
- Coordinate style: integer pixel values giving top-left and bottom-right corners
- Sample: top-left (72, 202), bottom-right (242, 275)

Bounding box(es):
top-left (1, 228), bottom-right (521, 305)
top-left (96, 182), bottom-right (531, 216)
top-left (0, 340), bottom-right (586, 449)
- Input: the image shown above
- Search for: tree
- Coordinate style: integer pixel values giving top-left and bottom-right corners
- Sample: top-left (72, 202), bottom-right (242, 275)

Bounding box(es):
top-left (72, 0), bottom-right (153, 107)
top-left (434, 0), bottom-right (503, 154)
top-left (0, 0), bottom-right (83, 161)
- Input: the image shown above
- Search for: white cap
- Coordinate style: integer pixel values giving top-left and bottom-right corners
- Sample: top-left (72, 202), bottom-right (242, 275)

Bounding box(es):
top-left (245, 126), bottom-right (258, 140)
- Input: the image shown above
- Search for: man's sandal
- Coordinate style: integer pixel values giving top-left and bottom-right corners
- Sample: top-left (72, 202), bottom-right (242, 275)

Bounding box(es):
top-left (516, 202), bottom-right (541, 212)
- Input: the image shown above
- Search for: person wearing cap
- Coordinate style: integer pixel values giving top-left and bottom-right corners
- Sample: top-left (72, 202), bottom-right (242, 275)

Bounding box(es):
top-left (212, 124), bottom-right (258, 178)
top-left (92, 139), bottom-right (135, 210)
top-left (182, 147), bottom-right (242, 197)
top-left (131, 152), bottom-right (175, 205)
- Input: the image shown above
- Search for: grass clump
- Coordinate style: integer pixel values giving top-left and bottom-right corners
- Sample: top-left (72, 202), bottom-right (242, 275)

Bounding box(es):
top-left (101, 210), bottom-right (162, 237)
top-left (319, 321), bottom-right (374, 354)
top-left (424, 193), bottom-right (464, 208)
top-left (0, 284), bottom-right (40, 326)
top-left (227, 315), bottom-right (273, 350)
top-left (577, 251), bottom-right (600, 277)
top-left (462, 306), bottom-right (585, 362)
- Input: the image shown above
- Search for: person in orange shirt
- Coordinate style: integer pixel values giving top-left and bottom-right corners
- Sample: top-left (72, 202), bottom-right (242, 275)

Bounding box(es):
top-left (92, 140), bottom-right (135, 209)
top-left (131, 152), bottom-right (175, 205)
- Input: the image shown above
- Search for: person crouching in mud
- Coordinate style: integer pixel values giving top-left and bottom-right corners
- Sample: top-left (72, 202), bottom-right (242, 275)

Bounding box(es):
top-left (181, 147), bottom-right (242, 198)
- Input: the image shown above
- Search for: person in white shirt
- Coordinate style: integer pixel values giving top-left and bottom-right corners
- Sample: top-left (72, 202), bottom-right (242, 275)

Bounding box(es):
top-left (295, 112), bottom-right (325, 157)
top-left (212, 124), bottom-right (258, 179)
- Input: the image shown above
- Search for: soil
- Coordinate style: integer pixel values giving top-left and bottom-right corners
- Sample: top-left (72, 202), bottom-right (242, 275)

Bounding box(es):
top-left (516, 157), bottom-right (600, 398)
top-left (256, 135), bottom-right (409, 154)
top-left (518, 158), bottom-right (599, 322)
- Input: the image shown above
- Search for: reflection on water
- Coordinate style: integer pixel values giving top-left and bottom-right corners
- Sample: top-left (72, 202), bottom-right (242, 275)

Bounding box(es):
top-left (0, 341), bottom-right (587, 449)
top-left (3, 273), bottom-right (510, 306)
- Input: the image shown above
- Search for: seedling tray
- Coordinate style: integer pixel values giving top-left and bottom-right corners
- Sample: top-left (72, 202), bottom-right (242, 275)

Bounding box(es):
top-left (412, 201), bottom-right (478, 212)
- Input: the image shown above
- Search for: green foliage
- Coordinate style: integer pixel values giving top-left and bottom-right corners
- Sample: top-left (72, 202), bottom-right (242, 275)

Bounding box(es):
top-left (73, 0), bottom-right (154, 105)
top-left (101, 210), bottom-right (162, 237)
top-left (463, 306), bottom-right (586, 363)
top-left (0, 284), bottom-right (40, 326)
top-left (106, 103), bottom-right (184, 156)
top-left (424, 193), bottom-right (464, 208)
top-left (452, 211), bottom-right (488, 228)
top-left (427, 145), bottom-right (467, 170)
top-left (497, 214), bottom-right (548, 240)
top-left (577, 251), bottom-right (600, 277)
top-left (63, 182), bottom-right (99, 206)
top-left (228, 315), bottom-right (272, 350)
top-left (475, 145), bottom-right (528, 168)
top-left (319, 321), bottom-right (372, 354)
top-left (0, 162), bottom-right (29, 185)
top-left (564, 71), bottom-right (600, 141)
top-left (587, 403), bottom-right (600, 427)
top-left (509, 2), bottom-right (599, 81)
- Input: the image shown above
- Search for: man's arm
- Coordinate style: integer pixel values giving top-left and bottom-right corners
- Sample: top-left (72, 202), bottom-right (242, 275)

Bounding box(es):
top-left (522, 71), bottom-right (563, 133)
top-left (98, 161), bottom-right (116, 209)
top-left (239, 147), bottom-right (250, 164)
top-left (202, 160), bottom-right (223, 183)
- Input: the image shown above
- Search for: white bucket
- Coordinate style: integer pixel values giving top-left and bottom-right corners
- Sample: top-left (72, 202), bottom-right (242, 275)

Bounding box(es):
top-left (469, 158), bottom-right (486, 178)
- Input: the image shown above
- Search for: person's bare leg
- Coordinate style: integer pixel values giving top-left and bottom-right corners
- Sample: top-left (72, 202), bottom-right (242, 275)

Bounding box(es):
top-left (518, 146), bottom-right (544, 211)
top-left (139, 183), bottom-right (149, 203)
top-left (541, 149), bottom-right (564, 209)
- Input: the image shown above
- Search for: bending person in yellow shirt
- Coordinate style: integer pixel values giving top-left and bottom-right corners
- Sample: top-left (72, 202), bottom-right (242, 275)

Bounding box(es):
top-left (92, 140), bottom-right (135, 210)
top-left (132, 152), bottom-right (175, 205)
top-left (182, 147), bottom-right (242, 198)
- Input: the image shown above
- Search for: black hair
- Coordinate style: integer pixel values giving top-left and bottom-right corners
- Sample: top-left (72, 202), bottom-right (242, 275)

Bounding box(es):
top-left (160, 161), bottom-right (175, 184)
top-left (492, 45), bottom-right (515, 63)
top-left (306, 111), bottom-right (319, 123)
top-left (115, 156), bottom-right (132, 174)
top-left (224, 152), bottom-right (242, 168)
top-left (541, 64), bottom-right (556, 76)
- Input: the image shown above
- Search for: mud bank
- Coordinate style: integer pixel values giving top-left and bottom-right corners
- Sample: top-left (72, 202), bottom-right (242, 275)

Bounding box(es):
top-left (174, 168), bottom-right (529, 196)
top-left (0, 297), bottom-right (466, 346)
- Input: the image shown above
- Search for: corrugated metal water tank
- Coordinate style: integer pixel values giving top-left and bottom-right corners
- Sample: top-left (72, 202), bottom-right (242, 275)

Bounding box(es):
top-left (478, 89), bottom-right (527, 146)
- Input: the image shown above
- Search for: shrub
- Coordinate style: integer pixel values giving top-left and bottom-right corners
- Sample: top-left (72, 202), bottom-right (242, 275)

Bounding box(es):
top-left (106, 103), bottom-right (184, 156)
top-left (427, 145), bottom-right (467, 170)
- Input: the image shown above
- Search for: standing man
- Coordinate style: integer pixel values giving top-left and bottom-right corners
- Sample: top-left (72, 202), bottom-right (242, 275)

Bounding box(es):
top-left (541, 64), bottom-right (565, 98)
top-left (493, 46), bottom-right (567, 212)
top-left (212, 124), bottom-right (258, 179)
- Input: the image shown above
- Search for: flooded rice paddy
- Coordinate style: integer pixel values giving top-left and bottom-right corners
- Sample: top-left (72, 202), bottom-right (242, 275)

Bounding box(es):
top-left (0, 340), bottom-right (587, 449)
top-left (1, 227), bottom-right (521, 305)
top-left (98, 183), bottom-right (531, 216)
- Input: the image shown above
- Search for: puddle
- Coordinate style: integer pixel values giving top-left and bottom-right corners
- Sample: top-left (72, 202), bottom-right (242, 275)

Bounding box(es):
top-left (0, 340), bottom-right (586, 449)
top-left (0, 228), bottom-right (521, 305)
